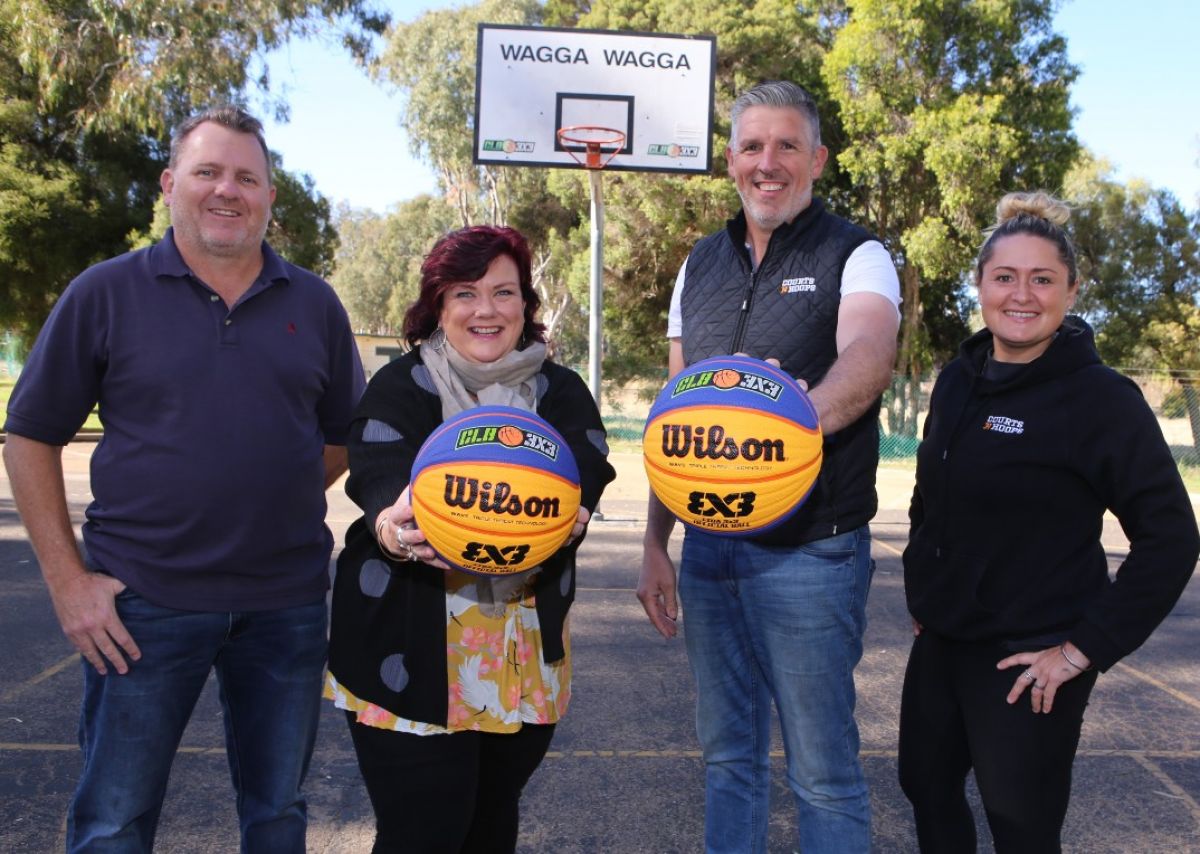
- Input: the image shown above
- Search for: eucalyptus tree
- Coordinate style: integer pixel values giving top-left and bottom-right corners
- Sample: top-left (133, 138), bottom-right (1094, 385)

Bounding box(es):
top-left (0, 0), bottom-right (385, 342)
top-left (1067, 155), bottom-right (1200, 447)
top-left (823, 0), bottom-right (1077, 432)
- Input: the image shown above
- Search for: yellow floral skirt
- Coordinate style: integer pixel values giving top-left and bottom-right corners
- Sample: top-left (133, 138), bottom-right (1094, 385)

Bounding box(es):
top-left (326, 569), bottom-right (570, 734)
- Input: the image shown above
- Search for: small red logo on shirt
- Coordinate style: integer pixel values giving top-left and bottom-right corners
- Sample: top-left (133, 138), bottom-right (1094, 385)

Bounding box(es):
top-left (287, 322), bottom-right (296, 334)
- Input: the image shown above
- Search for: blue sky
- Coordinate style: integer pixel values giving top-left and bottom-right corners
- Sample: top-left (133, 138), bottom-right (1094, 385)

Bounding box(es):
top-left (261, 0), bottom-right (1200, 214)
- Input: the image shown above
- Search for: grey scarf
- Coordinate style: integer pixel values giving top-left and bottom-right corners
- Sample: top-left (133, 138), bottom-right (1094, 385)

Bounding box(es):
top-left (421, 337), bottom-right (546, 420)
top-left (420, 336), bottom-right (548, 613)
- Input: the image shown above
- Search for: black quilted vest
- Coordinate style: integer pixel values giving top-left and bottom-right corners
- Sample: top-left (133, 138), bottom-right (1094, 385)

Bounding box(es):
top-left (680, 199), bottom-right (882, 545)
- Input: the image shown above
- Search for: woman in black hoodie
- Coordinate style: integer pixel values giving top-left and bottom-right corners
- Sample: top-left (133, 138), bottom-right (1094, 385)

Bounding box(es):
top-left (899, 192), bottom-right (1199, 853)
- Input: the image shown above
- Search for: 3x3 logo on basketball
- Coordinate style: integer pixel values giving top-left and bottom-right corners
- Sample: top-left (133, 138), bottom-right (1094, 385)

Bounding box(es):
top-left (454, 423), bottom-right (561, 460)
top-left (659, 424), bottom-right (777, 522)
top-left (662, 368), bottom-right (787, 523)
top-left (460, 541), bottom-right (530, 570)
top-left (671, 367), bottom-right (784, 401)
top-left (440, 474), bottom-right (562, 570)
top-left (687, 490), bottom-right (757, 520)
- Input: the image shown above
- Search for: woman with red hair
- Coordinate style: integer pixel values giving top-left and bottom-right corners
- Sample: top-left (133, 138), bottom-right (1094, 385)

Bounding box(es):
top-left (327, 226), bottom-right (614, 853)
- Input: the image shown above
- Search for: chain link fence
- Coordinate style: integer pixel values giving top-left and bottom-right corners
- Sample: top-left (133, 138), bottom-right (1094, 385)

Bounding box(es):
top-left (880, 371), bottom-right (1200, 469)
top-left (880, 370), bottom-right (1200, 497)
top-left (605, 373), bottom-right (1200, 490)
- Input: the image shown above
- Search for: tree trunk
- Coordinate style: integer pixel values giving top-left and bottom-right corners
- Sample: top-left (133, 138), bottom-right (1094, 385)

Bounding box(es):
top-left (890, 264), bottom-right (923, 437)
top-left (897, 264), bottom-right (922, 361)
top-left (907, 372), bottom-right (922, 437)
top-left (1181, 379), bottom-right (1200, 450)
top-left (884, 373), bottom-right (921, 437)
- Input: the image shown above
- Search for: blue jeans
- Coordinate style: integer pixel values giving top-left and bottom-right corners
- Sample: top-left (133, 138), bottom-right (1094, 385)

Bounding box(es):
top-left (679, 526), bottom-right (874, 854)
top-left (67, 590), bottom-right (328, 853)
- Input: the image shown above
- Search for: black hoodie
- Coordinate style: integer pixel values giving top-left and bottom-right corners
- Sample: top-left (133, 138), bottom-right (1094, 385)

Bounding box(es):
top-left (903, 317), bottom-right (1198, 671)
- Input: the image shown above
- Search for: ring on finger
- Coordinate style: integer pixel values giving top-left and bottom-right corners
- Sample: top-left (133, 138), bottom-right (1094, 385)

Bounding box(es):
top-left (1023, 670), bottom-right (1035, 682)
top-left (395, 529), bottom-right (417, 561)
top-left (1033, 683), bottom-right (1046, 690)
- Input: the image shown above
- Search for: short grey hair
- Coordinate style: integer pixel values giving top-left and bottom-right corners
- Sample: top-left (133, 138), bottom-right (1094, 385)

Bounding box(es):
top-left (730, 81), bottom-right (822, 149)
top-left (168, 105), bottom-right (273, 185)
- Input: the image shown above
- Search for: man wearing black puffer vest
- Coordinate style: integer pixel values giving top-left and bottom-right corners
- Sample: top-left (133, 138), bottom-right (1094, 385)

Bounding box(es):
top-left (638, 80), bottom-right (901, 854)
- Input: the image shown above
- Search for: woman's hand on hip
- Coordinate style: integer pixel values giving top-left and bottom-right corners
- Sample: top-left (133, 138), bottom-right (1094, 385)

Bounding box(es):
top-left (997, 643), bottom-right (1091, 714)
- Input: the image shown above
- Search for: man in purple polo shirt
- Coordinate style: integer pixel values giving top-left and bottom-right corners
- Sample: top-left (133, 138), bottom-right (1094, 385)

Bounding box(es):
top-left (3, 105), bottom-right (365, 852)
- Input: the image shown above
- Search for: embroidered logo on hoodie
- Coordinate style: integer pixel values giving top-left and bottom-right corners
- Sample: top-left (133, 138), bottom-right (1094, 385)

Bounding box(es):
top-left (983, 415), bottom-right (1024, 435)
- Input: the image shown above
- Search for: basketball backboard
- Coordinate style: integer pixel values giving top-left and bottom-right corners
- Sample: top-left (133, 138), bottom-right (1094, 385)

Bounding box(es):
top-left (474, 24), bottom-right (716, 174)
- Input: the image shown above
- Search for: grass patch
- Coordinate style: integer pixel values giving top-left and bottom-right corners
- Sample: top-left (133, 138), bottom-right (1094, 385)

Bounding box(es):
top-left (602, 414), bottom-right (645, 453)
top-left (1, 375), bottom-right (1196, 490)
top-left (0, 378), bottom-right (102, 432)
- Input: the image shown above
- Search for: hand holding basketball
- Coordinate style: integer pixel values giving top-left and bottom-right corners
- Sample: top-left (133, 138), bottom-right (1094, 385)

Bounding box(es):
top-left (643, 356), bottom-right (823, 536)
top-left (565, 506), bottom-right (592, 547)
top-left (734, 353), bottom-right (808, 390)
top-left (376, 487), bottom-right (450, 570)
top-left (410, 406), bottom-right (582, 575)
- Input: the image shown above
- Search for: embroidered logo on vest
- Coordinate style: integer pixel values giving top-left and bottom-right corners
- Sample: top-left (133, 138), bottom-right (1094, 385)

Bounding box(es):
top-left (779, 276), bottom-right (816, 294)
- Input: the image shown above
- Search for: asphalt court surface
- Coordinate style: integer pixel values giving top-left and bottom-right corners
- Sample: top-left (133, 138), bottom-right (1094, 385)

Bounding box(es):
top-left (1, 444), bottom-right (1198, 852)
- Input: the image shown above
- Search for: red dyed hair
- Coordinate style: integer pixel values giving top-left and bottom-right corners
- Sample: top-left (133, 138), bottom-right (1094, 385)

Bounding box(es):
top-left (403, 226), bottom-right (546, 348)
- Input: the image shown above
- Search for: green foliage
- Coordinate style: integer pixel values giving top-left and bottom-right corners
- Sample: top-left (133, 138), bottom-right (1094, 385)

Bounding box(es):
top-left (378, 0), bottom-right (541, 222)
top-left (558, 0), bottom-right (833, 380)
top-left (364, 0), bottom-right (1194, 433)
top-left (330, 195), bottom-right (457, 335)
top-left (1065, 153), bottom-right (1200, 447)
top-left (0, 97), bottom-right (159, 341)
top-left (1068, 155), bottom-right (1200, 370)
top-left (0, 0), bottom-right (386, 343)
top-left (822, 0), bottom-right (1078, 375)
top-left (268, 163), bottom-right (339, 277)
top-left (377, 0), bottom-right (596, 363)
top-left (376, 0), bottom-right (847, 377)
top-left (6, 0), bottom-right (386, 135)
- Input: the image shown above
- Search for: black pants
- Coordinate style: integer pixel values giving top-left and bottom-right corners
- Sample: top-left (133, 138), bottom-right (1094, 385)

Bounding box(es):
top-left (898, 631), bottom-right (1098, 854)
top-left (346, 712), bottom-right (556, 854)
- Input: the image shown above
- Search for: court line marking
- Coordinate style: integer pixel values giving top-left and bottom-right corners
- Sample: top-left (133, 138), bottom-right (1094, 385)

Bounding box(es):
top-left (1114, 662), bottom-right (1200, 714)
top-left (1130, 753), bottom-right (1200, 824)
top-left (3, 743), bottom-right (1200, 762)
top-left (874, 539), bottom-right (904, 557)
top-left (0, 743), bottom-right (225, 755)
top-left (0, 653), bottom-right (79, 705)
top-left (6, 552), bottom-right (1195, 756)
top-left (867, 542), bottom-right (1200, 713)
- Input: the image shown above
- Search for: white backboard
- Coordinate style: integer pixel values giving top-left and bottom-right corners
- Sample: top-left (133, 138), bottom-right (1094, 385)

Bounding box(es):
top-left (474, 24), bottom-right (716, 173)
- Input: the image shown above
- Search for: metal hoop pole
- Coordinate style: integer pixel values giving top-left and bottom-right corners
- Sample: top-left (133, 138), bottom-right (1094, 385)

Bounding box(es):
top-left (587, 169), bottom-right (604, 411)
top-left (587, 169), bottom-right (606, 521)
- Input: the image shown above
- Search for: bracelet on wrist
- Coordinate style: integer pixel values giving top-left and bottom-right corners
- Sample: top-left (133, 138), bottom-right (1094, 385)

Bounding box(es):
top-left (1059, 644), bottom-right (1092, 671)
top-left (375, 516), bottom-right (402, 558)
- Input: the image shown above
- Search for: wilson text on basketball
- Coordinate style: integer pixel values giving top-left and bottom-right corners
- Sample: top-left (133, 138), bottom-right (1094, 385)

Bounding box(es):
top-left (442, 475), bottom-right (562, 518)
top-left (659, 424), bottom-right (785, 462)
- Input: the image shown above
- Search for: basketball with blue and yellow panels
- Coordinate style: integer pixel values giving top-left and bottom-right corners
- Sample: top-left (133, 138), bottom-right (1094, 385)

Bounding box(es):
top-left (411, 406), bottom-right (581, 575)
top-left (643, 356), bottom-right (823, 536)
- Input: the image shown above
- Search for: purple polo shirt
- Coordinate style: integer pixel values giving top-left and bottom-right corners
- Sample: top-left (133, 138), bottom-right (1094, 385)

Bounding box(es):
top-left (5, 230), bottom-right (365, 611)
